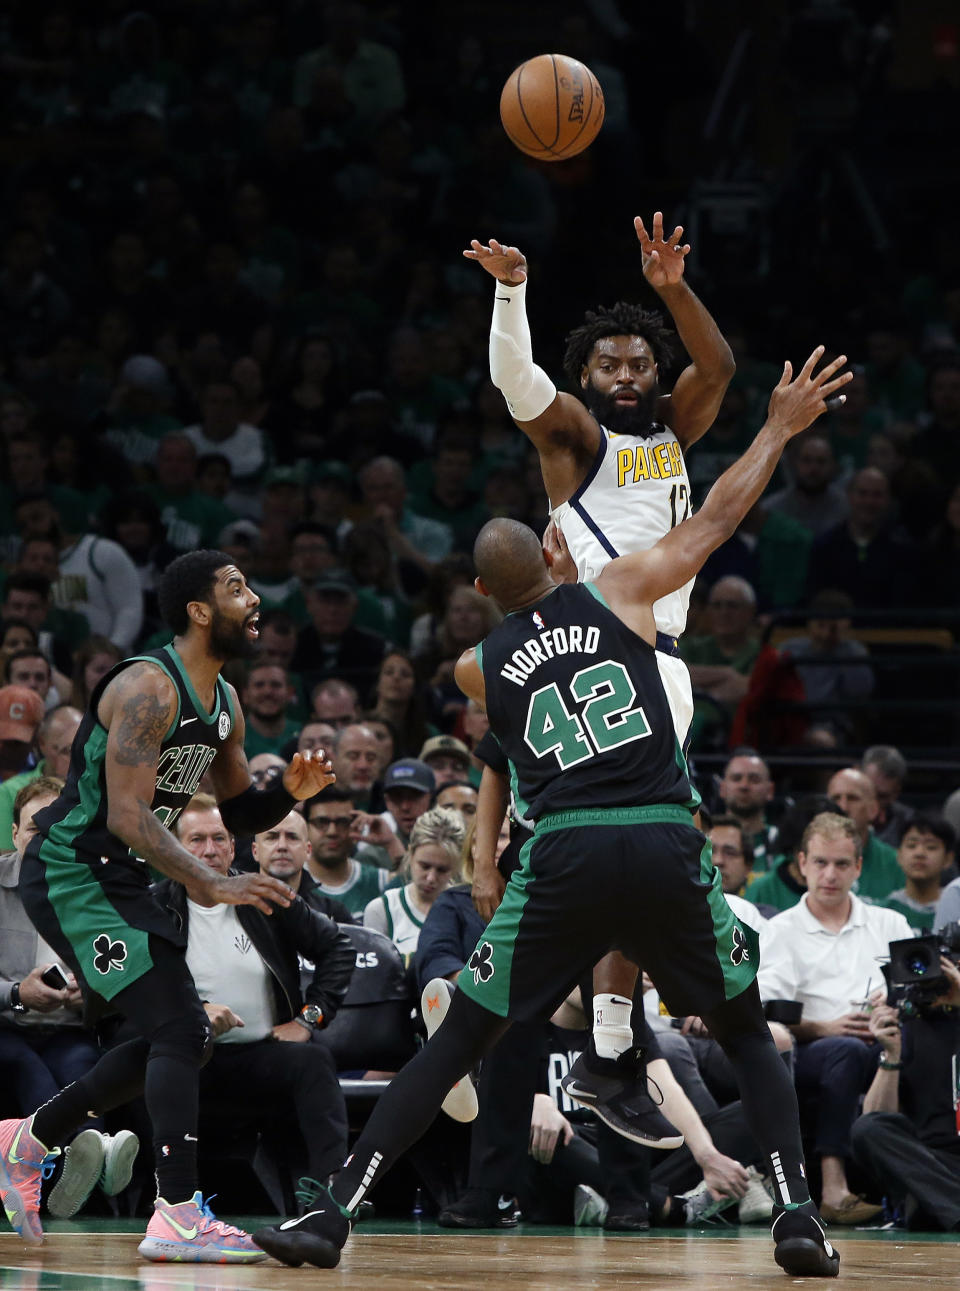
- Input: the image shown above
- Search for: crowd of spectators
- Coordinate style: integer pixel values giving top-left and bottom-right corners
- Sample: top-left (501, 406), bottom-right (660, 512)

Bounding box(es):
top-left (0, 0), bottom-right (958, 1238)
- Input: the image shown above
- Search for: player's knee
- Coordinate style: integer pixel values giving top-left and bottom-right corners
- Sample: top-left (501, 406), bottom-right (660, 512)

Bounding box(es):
top-left (148, 1010), bottom-right (211, 1067)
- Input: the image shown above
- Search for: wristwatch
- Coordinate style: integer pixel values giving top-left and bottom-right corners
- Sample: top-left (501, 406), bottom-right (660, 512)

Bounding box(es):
top-left (878, 1057), bottom-right (903, 1071)
top-left (10, 983), bottom-right (27, 1013)
top-left (299, 1004), bottom-right (323, 1028)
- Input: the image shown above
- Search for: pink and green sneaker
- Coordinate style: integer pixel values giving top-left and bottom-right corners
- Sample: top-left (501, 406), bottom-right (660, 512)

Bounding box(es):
top-left (137, 1191), bottom-right (266, 1263)
top-left (0, 1115), bottom-right (61, 1245)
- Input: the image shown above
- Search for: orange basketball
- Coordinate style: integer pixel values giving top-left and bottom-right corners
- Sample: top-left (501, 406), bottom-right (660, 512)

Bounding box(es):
top-left (499, 53), bottom-right (605, 161)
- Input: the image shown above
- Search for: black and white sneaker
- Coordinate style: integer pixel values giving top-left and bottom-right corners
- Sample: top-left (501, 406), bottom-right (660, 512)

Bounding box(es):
top-left (772, 1201), bottom-right (840, 1277)
top-left (253, 1183), bottom-right (351, 1269)
top-left (437, 1188), bottom-right (520, 1228)
top-left (560, 1040), bottom-right (684, 1148)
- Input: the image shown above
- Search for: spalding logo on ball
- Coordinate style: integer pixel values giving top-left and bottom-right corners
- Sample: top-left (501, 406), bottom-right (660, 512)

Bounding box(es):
top-left (500, 53), bottom-right (604, 161)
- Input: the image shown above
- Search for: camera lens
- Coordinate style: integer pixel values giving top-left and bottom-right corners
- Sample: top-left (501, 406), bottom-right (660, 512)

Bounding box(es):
top-left (907, 956), bottom-right (930, 975)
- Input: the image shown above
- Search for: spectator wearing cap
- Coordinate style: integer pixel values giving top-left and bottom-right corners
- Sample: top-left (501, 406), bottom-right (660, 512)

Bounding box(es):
top-left (779, 591), bottom-right (874, 745)
top-left (381, 758), bottom-right (435, 849)
top-left (0, 704), bottom-right (81, 850)
top-left (0, 685), bottom-right (45, 783)
top-left (420, 734), bottom-right (471, 788)
top-left (291, 568), bottom-right (388, 698)
top-left (100, 354), bottom-right (180, 469)
top-left (145, 432), bottom-right (236, 553)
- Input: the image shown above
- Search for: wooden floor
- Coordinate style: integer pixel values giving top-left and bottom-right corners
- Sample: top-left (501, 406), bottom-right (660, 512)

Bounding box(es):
top-left (2, 1222), bottom-right (960, 1290)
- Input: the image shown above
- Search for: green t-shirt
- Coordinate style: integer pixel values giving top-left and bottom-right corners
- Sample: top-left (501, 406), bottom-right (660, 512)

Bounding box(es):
top-left (855, 833), bottom-right (903, 904)
top-left (883, 890), bottom-right (936, 933)
top-left (746, 859), bottom-right (805, 913)
top-left (312, 858), bottom-right (389, 918)
top-left (0, 762), bottom-right (44, 850)
top-left (145, 486), bottom-right (236, 551)
top-left (243, 718), bottom-right (302, 761)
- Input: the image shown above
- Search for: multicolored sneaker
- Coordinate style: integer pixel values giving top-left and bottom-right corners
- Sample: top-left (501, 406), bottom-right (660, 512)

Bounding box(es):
top-left (137, 1191), bottom-right (266, 1263)
top-left (0, 1115), bottom-right (61, 1244)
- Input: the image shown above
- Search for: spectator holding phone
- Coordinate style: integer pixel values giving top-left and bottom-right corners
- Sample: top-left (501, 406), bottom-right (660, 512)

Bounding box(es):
top-left (0, 776), bottom-right (138, 1216)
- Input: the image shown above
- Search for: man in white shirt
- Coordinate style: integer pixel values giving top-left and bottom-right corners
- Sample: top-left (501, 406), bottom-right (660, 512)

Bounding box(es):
top-left (758, 811), bottom-right (913, 1225)
top-left (155, 796), bottom-right (354, 1194)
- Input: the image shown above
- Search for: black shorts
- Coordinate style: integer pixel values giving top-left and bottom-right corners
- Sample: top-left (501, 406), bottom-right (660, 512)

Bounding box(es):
top-left (457, 805), bottom-right (758, 1024)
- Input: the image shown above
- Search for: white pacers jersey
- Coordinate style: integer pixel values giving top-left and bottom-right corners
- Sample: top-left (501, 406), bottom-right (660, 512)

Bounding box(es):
top-left (550, 423), bottom-right (695, 742)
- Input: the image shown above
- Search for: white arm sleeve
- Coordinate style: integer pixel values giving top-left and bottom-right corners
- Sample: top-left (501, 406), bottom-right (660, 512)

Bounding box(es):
top-left (488, 279), bottom-right (557, 422)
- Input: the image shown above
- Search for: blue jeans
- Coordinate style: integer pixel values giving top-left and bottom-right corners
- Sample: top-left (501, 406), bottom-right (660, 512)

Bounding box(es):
top-left (0, 1023), bottom-right (102, 1124)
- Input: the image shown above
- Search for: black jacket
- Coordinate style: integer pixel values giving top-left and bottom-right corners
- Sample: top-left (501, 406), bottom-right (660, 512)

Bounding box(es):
top-left (153, 874), bottom-right (354, 1027)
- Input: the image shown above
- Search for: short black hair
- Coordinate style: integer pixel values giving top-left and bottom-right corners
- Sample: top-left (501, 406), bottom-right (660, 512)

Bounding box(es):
top-left (901, 813), bottom-right (956, 855)
top-left (563, 302), bottom-right (677, 388)
top-left (157, 549), bottom-right (235, 635)
top-left (3, 572), bottom-right (50, 599)
top-left (305, 785), bottom-right (355, 816)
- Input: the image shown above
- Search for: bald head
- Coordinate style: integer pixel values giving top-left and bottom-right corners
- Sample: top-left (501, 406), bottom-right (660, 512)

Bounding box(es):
top-left (473, 518), bottom-right (550, 609)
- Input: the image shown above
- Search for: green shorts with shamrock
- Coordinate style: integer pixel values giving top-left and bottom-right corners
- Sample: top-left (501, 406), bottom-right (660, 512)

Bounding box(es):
top-left (456, 806), bottom-right (759, 1024)
top-left (19, 837), bottom-right (186, 1016)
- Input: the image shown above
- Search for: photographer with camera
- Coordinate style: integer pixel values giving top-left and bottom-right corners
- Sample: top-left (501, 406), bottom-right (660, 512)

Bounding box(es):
top-left (850, 937), bottom-right (960, 1230)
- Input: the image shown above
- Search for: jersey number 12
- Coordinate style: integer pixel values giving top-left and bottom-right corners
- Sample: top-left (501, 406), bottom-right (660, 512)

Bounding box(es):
top-left (524, 660), bottom-right (651, 769)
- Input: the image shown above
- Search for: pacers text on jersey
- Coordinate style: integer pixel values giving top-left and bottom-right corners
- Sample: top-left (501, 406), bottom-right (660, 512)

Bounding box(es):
top-left (499, 625), bottom-right (601, 687)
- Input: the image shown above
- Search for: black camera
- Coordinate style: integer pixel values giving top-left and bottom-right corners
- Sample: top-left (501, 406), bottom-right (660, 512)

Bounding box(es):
top-left (886, 921), bottom-right (960, 1017)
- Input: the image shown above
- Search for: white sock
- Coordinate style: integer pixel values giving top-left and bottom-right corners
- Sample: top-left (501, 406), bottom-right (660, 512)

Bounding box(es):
top-left (592, 994), bottom-right (633, 1059)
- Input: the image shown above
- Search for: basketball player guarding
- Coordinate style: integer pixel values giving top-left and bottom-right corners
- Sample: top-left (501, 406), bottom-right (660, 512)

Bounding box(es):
top-left (254, 348), bottom-right (850, 1277)
top-left (464, 214), bottom-right (737, 1116)
top-left (0, 550), bottom-right (335, 1262)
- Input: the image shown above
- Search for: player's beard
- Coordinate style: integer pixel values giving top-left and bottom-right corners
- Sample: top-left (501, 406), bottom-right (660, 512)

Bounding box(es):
top-left (209, 607), bottom-right (259, 661)
top-left (584, 379), bottom-right (661, 438)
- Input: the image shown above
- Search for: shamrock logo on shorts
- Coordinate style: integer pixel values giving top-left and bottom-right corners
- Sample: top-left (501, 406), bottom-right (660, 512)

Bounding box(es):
top-left (92, 933), bottom-right (128, 975)
top-left (468, 941), bottom-right (495, 986)
top-left (730, 925), bottom-right (749, 966)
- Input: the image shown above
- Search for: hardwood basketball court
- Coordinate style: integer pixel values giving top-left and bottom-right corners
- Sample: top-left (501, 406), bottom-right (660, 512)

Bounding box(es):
top-left (2, 1220), bottom-right (959, 1289)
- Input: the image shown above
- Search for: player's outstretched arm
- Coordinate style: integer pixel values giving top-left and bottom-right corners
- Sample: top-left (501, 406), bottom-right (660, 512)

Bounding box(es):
top-left (601, 347), bottom-right (852, 609)
top-left (463, 237), bottom-right (597, 462)
top-left (101, 665), bottom-right (293, 914)
top-left (634, 212), bottom-right (736, 451)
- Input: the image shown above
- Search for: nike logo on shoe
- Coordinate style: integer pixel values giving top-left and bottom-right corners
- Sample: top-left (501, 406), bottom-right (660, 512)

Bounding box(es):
top-left (164, 1214), bottom-right (199, 1240)
top-left (7, 1122), bottom-right (26, 1164)
top-left (280, 1211), bottom-right (323, 1230)
top-left (426, 995), bottom-right (440, 1012)
top-left (563, 1082), bottom-right (597, 1100)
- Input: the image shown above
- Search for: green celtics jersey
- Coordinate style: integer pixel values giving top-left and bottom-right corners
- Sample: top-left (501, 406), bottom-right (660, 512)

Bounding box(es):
top-left (33, 644), bottom-right (235, 868)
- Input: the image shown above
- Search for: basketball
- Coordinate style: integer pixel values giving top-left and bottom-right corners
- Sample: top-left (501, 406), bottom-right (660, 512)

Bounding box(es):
top-left (499, 53), bottom-right (605, 161)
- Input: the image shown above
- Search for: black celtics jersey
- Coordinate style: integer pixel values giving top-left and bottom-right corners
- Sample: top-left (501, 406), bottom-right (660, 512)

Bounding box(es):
top-left (33, 644), bottom-right (235, 869)
top-left (480, 583), bottom-right (693, 821)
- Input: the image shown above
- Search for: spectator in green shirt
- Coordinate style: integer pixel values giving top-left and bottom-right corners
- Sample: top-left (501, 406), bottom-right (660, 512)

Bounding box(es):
top-left (883, 815), bottom-right (956, 933)
top-left (827, 767), bottom-right (903, 904)
top-left (682, 576), bottom-right (761, 750)
top-left (715, 749), bottom-right (778, 873)
top-left (241, 661), bottom-right (302, 759)
top-left (146, 432), bottom-right (236, 553)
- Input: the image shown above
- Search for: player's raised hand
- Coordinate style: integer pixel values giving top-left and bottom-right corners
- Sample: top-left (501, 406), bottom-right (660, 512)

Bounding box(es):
top-left (282, 749), bottom-right (336, 801)
top-left (463, 238), bottom-right (527, 285)
top-left (635, 212), bottom-right (690, 289)
top-left (765, 347), bottom-right (852, 440)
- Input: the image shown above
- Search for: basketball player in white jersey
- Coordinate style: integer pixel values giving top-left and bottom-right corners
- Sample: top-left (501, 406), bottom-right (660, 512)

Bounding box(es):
top-left (464, 214), bottom-right (737, 1071)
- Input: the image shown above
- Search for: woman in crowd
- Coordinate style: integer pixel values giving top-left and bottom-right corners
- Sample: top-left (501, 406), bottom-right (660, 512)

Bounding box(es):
top-left (368, 649), bottom-right (435, 758)
top-left (363, 807), bottom-right (464, 960)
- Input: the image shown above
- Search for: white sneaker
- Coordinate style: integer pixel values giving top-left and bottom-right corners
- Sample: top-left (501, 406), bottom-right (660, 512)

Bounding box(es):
top-left (421, 978), bottom-right (479, 1123)
top-left (47, 1129), bottom-right (105, 1219)
top-left (680, 1178), bottom-right (737, 1226)
top-left (100, 1130), bottom-right (139, 1197)
top-left (573, 1184), bottom-right (609, 1227)
top-left (737, 1166), bottom-right (774, 1223)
